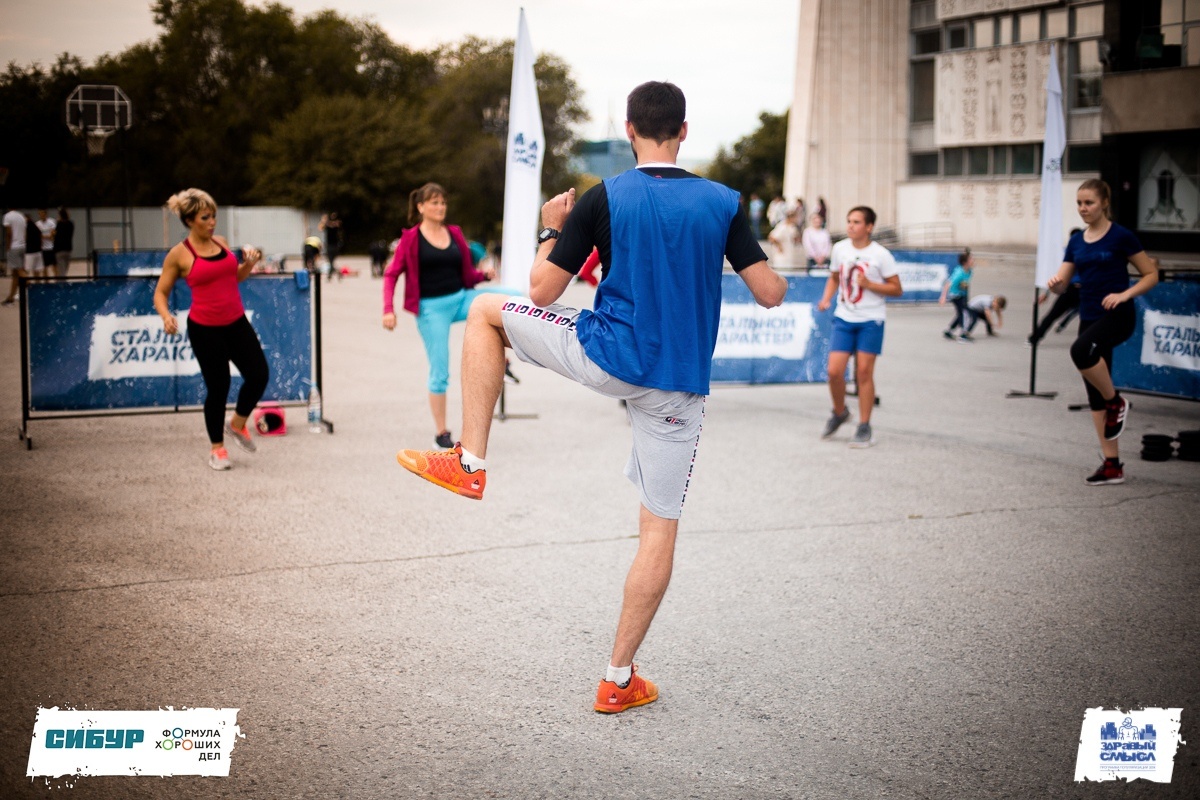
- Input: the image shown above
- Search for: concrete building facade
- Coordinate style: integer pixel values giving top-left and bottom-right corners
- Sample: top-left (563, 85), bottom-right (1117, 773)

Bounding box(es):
top-left (784, 0), bottom-right (1200, 254)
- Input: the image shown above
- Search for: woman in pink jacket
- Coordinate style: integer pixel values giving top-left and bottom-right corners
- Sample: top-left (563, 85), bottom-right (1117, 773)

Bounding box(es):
top-left (382, 183), bottom-right (515, 448)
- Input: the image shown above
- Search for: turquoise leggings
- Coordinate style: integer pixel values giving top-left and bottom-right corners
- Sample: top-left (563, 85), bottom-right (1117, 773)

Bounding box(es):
top-left (417, 287), bottom-right (520, 393)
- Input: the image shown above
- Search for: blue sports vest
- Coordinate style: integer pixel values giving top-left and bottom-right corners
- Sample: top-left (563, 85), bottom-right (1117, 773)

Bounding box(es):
top-left (576, 169), bottom-right (740, 395)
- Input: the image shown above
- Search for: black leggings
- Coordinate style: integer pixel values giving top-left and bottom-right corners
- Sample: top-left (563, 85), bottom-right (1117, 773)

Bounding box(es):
top-left (1030, 284), bottom-right (1080, 344)
top-left (188, 315), bottom-right (270, 443)
top-left (1070, 303), bottom-right (1136, 411)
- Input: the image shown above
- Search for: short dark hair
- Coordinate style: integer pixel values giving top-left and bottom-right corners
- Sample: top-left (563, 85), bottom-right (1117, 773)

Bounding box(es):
top-left (847, 205), bottom-right (876, 226)
top-left (626, 81), bottom-right (686, 144)
top-left (958, 247), bottom-right (972, 266)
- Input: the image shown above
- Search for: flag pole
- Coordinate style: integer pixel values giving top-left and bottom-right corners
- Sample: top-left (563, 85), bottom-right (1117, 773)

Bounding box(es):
top-left (495, 8), bottom-right (543, 421)
top-left (1009, 43), bottom-right (1062, 401)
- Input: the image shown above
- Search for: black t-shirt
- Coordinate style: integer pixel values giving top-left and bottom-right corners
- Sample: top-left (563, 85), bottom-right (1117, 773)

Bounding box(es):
top-left (55, 219), bottom-right (74, 251)
top-left (548, 166), bottom-right (766, 280)
top-left (26, 219), bottom-right (41, 252)
top-left (417, 230), bottom-right (465, 299)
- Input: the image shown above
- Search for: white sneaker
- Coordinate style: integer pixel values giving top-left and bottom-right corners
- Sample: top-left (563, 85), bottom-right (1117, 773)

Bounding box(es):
top-left (209, 447), bottom-right (232, 470)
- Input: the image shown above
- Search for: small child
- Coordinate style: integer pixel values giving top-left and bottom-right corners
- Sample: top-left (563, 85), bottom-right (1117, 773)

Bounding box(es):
top-left (939, 249), bottom-right (973, 341)
top-left (962, 294), bottom-right (1006, 340)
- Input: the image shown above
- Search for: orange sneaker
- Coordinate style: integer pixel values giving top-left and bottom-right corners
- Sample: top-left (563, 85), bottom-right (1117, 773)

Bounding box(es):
top-left (593, 665), bottom-right (658, 713)
top-left (397, 443), bottom-right (485, 500)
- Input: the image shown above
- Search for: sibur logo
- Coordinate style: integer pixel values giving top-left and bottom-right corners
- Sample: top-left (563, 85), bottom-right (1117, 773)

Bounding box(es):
top-left (45, 729), bottom-right (143, 749)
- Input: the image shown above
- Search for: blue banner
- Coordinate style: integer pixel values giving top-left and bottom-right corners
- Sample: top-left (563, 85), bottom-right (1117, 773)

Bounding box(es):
top-left (27, 276), bottom-right (312, 411)
top-left (712, 275), bottom-right (834, 384)
top-left (96, 248), bottom-right (245, 276)
top-left (1112, 279), bottom-right (1200, 401)
top-left (95, 250), bottom-right (172, 276)
top-left (889, 249), bottom-right (957, 304)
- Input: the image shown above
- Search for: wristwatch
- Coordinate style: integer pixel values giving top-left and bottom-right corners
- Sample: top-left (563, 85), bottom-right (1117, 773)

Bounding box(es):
top-left (537, 227), bottom-right (559, 244)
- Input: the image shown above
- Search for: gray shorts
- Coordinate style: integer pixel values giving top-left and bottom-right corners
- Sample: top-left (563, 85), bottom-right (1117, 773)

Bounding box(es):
top-left (6, 248), bottom-right (24, 272)
top-left (501, 299), bottom-right (705, 520)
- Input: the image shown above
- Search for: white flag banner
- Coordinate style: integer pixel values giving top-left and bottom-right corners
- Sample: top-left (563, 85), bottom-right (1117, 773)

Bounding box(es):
top-left (500, 9), bottom-right (545, 292)
top-left (1035, 44), bottom-right (1066, 289)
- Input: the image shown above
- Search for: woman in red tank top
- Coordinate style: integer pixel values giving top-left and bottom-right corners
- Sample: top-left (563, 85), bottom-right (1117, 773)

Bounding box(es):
top-left (154, 188), bottom-right (270, 471)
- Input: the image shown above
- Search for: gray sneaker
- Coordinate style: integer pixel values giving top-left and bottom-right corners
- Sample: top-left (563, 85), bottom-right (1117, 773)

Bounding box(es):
top-left (225, 422), bottom-right (257, 453)
top-left (849, 422), bottom-right (875, 448)
top-left (821, 408), bottom-right (851, 439)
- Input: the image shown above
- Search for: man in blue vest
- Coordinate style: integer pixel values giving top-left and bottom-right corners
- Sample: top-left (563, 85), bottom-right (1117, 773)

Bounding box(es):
top-left (398, 81), bottom-right (788, 713)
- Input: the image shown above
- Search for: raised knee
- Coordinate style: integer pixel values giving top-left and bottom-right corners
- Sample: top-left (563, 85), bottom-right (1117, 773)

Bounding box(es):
top-left (1069, 339), bottom-right (1093, 370)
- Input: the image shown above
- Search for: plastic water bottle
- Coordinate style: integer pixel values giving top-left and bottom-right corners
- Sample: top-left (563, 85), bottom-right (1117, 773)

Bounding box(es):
top-left (307, 386), bottom-right (323, 433)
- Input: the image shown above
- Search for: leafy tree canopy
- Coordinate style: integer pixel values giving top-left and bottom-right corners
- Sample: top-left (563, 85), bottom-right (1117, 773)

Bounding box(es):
top-left (0, 0), bottom-right (585, 245)
top-left (704, 110), bottom-right (788, 202)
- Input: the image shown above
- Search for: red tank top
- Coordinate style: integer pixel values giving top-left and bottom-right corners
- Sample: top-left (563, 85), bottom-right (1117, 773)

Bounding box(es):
top-left (182, 239), bottom-right (244, 326)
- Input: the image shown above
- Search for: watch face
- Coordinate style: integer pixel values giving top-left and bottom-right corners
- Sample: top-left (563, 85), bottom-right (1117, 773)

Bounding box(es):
top-left (538, 228), bottom-right (558, 243)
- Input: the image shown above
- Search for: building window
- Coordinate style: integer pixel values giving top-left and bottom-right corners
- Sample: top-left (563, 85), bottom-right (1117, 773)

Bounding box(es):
top-left (911, 60), bottom-right (935, 123)
top-left (1012, 144), bottom-right (1041, 174)
top-left (911, 0), bottom-right (937, 29)
top-left (974, 18), bottom-right (995, 48)
top-left (968, 147), bottom-right (990, 175)
top-left (1070, 4), bottom-right (1104, 38)
top-left (1045, 9), bottom-right (1068, 40)
top-left (1016, 11), bottom-right (1041, 42)
top-left (1070, 40), bottom-right (1103, 109)
top-left (998, 15), bottom-right (1014, 45)
top-left (1067, 145), bottom-right (1102, 174)
top-left (947, 22), bottom-right (970, 50)
top-left (913, 29), bottom-right (941, 56)
top-left (993, 146), bottom-right (1009, 175)
top-left (944, 148), bottom-right (966, 176)
top-left (1158, 0), bottom-right (1200, 67)
top-left (911, 152), bottom-right (940, 177)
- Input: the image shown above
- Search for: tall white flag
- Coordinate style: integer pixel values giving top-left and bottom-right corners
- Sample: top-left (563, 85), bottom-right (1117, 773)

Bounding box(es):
top-left (1035, 44), bottom-right (1066, 289)
top-left (500, 9), bottom-right (545, 292)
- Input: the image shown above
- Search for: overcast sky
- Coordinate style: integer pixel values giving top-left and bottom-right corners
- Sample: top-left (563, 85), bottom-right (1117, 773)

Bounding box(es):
top-left (0, 0), bottom-right (799, 162)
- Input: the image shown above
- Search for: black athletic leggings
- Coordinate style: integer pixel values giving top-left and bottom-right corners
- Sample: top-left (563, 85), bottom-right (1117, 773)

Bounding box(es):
top-left (188, 315), bottom-right (270, 444)
top-left (1070, 302), bottom-right (1136, 411)
top-left (1030, 284), bottom-right (1080, 344)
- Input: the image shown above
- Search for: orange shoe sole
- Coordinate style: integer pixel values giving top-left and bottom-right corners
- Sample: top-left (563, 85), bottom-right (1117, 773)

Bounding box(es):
top-left (593, 694), bottom-right (658, 713)
top-left (593, 682), bottom-right (659, 713)
top-left (396, 451), bottom-right (483, 500)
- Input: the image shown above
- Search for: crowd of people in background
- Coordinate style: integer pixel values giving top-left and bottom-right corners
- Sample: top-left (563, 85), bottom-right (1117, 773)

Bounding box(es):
top-left (2, 206), bottom-right (75, 304)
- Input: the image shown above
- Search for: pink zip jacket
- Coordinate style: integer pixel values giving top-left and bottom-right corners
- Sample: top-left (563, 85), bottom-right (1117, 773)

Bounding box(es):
top-left (382, 224), bottom-right (486, 315)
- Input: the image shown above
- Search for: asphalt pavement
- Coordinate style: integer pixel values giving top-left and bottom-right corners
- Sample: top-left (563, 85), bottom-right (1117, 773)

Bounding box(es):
top-left (1, 255), bottom-right (1197, 799)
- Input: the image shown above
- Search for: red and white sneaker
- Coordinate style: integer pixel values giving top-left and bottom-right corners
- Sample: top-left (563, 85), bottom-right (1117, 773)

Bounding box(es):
top-left (1084, 458), bottom-right (1124, 486)
top-left (1103, 394), bottom-right (1130, 441)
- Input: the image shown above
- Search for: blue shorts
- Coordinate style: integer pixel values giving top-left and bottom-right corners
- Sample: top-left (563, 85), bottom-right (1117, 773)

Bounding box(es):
top-left (417, 287), bottom-right (520, 393)
top-left (829, 317), bottom-right (885, 355)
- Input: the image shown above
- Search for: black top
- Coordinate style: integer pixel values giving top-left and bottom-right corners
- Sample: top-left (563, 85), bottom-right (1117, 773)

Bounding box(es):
top-left (55, 219), bottom-right (74, 251)
top-left (26, 219), bottom-right (41, 252)
top-left (417, 230), bottom-right (465, 299)
top-left (548, 166), bottom-right (766, 281)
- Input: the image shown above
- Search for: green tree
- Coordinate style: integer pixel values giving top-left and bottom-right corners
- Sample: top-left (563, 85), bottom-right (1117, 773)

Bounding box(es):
top-left (418, 37), bottom-right (586, 241)
top-left (248, 94), bottom-right (436, 240)
top-left (705, 110), bottom-right (789, 201)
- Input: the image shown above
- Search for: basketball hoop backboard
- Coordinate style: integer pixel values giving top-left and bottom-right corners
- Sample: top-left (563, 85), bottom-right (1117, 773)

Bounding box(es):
top-left (67, 84), bottom-right (132, 157)
top-left (66, 84), bottom-right (132, 134)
